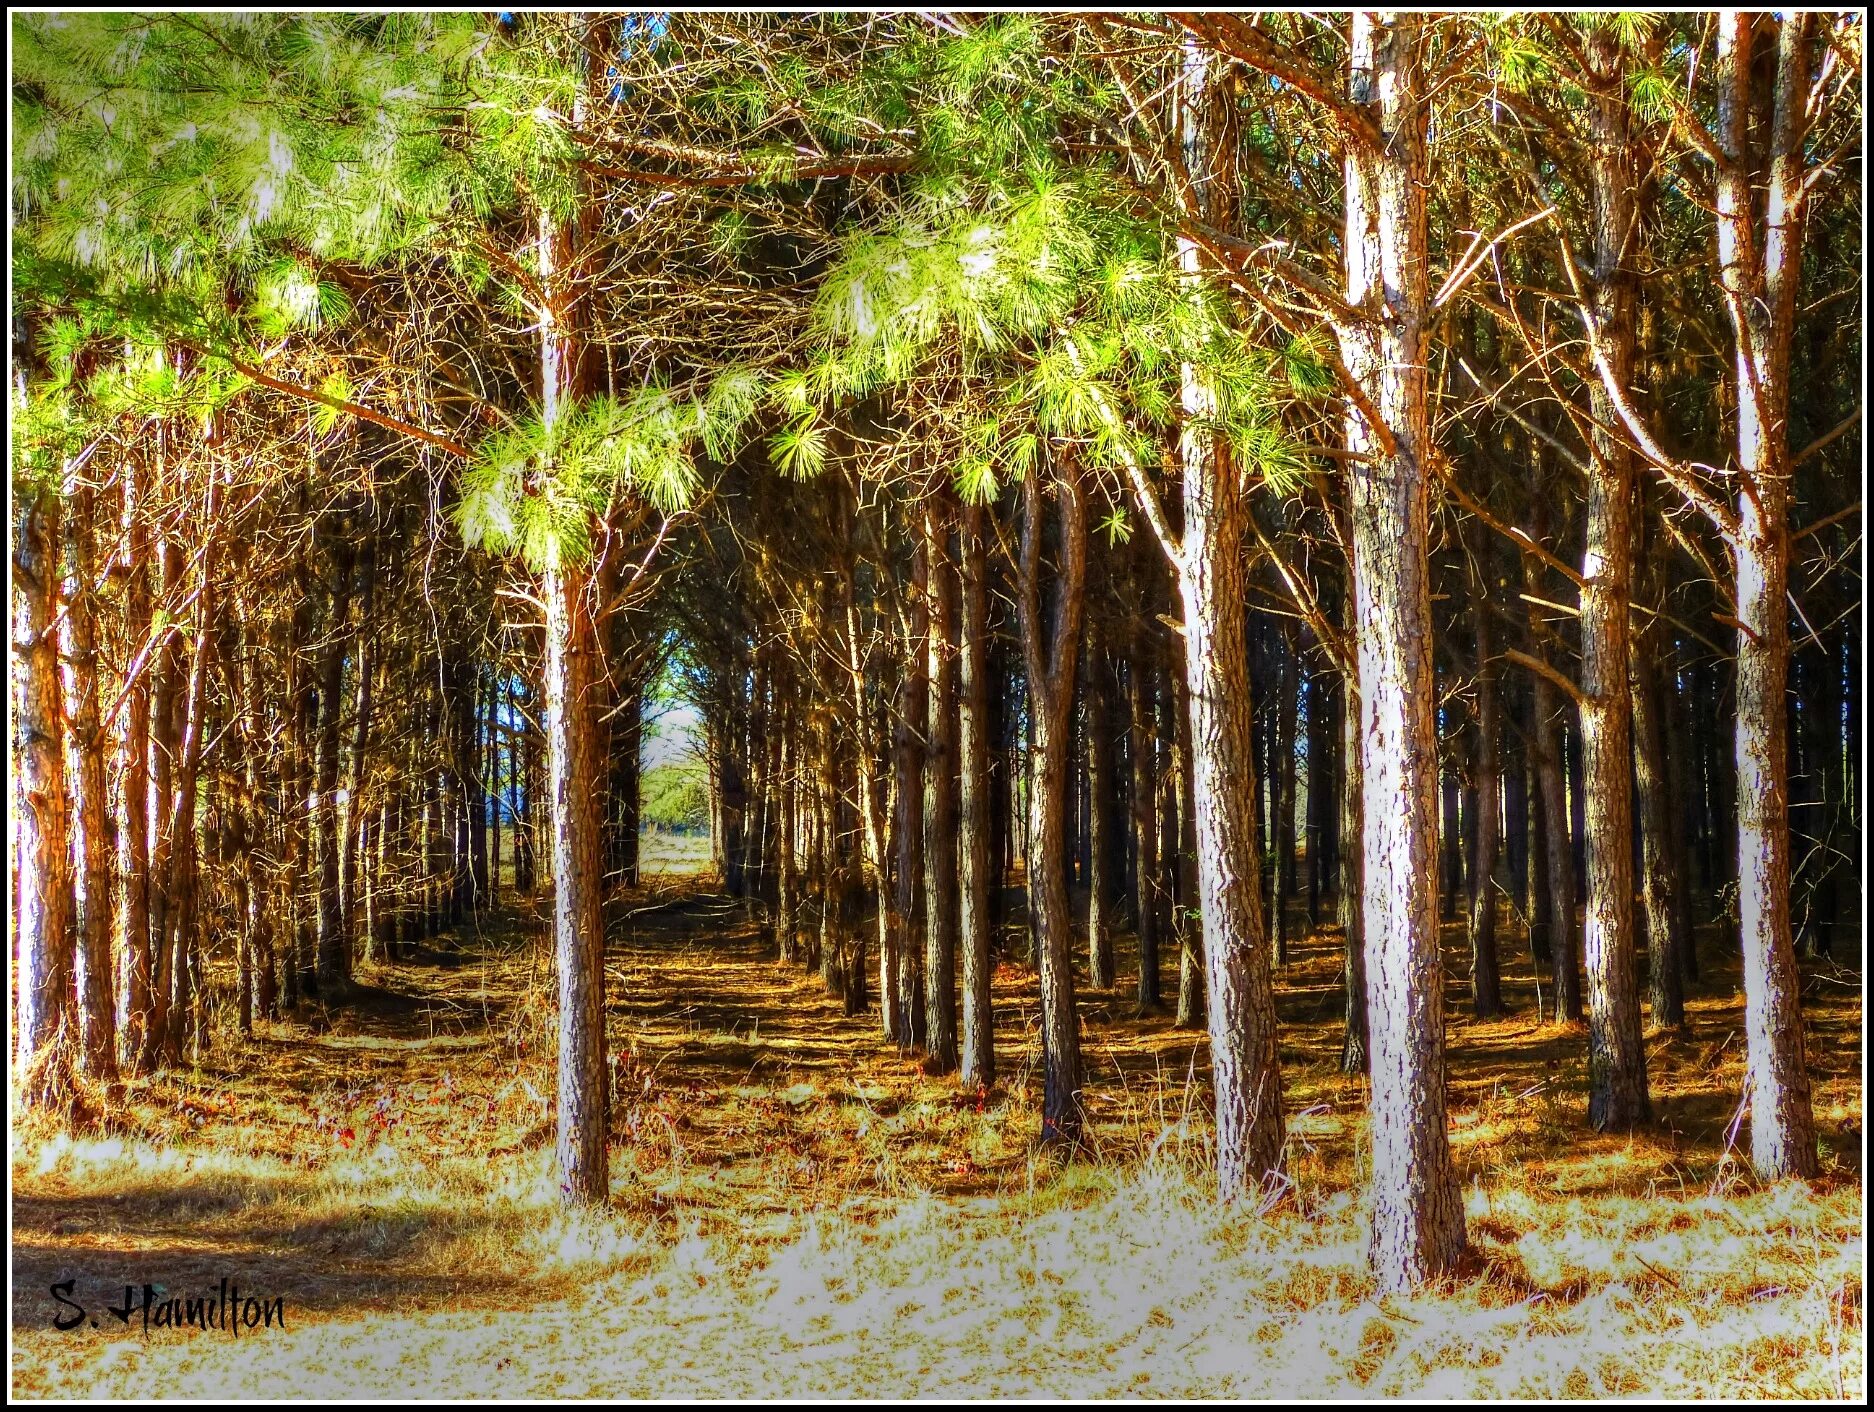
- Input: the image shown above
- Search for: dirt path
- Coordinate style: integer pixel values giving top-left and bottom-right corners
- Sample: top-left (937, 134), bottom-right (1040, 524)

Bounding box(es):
top-left (9, 878), bottom-right (1864, 1398)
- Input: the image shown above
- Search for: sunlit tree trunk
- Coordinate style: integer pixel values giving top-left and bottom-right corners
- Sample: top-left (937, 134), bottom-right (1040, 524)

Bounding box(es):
top-left (1128, 632), bottom-right (1162, 1012)
top-left (923, 499), bottom-right (960, 1073)
top-left (537, 12), bottom-right (612, 1204)
top-left (1338, 11), bottom-right (1464, 1287)
top-left (1017, 458), bottom-right (1086, 1145)
top-left (891, 521), bottom-right (928, 1051)
top-left (1716, 11), bottom-right (1818, 1180)
top-left (116, 450), bottom-right (154, 1068)
top-left (1083, 609), bottom-right (1116, 991)
top-left (340, 532), bottom-right (376, 978)
top-left (66, 468), bottom-right (117, 1081)
top-left (1578, 25), bottom-right (1650, 1130)
top-left (314, 522), bottom-right (353, 992)
top-left (958, 502), bottom-right (996, 1087)
top-left (14, 476), bottom-right (75, 1099)
top-left (1466, 553), bottom-right (1503, 1019)
top-left (1172, 659), bottom-right (1204, 1031)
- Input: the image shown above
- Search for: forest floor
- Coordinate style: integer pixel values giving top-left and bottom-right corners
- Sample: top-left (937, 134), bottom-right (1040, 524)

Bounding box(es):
top-left (10, 866), bottom-right (1864, 1399)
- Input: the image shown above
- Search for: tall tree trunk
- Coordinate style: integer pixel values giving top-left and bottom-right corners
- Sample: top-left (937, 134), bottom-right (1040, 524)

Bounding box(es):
top-left (958, 502), bottom-right (996, 1087)
top-left (891, 520), bottom-right (929, 1052)
top-left (1716, 11), bottom-right (1818, 1180)
top-left (1083, 608), bottom-right (1116, 990)
top-left (160, 522), bottom-right (215, 1064)
top-left (923, 499), bottom-right (960, 1073)
top-left (1578, 23), bottom-right (1650, 1131)
top-left (13, 478), bottom-right (76, 1098)
top-left (543, 562), bottom-right (609, 1203)
top-left (314, 523), bottom-right (354, 992)
top-left (116, 452), bottom-right (154, 1069)
top-left (1171, 644), bottom-right (1204, 1031)
top-left (66, 471), bottom-right (117, 1081)
top-left (1337, 12), bottom-right (1464, 1287)
top-left (1338, 673), bottom-right (1368, 1073)
top-left (340, 531), bottom-right (376, 974)
top-left (1467, 558), bottom-right (1503, 1019)
top-left (1268, 628), bottom-right (1294, 966)
top-left (536, 13), bottom-right (612, 1203)
top-left (1128, 632), bottom-right (1162, 1012)
top-left (1017, 458), bottom-right (1087, 1146)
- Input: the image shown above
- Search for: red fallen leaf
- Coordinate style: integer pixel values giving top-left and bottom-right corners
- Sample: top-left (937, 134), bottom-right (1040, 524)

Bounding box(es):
top-left (337, 1127), bottom-right (356, 1148)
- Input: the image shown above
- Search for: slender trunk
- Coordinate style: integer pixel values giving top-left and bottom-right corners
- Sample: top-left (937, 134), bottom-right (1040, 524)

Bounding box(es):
top-left (1129, 639), bottom-right (1162, 1011)
top-left (1717, 11), bottom-right (1818, 1180)
top-left (1017, 459), bottom-right (1086, 1145)
top-left (66, 474), bottom-right (117, 1081)
top-left (1338, 12), bottom-right (1464, 1287)
top-left (14, 479), bottom-right (76, 1096)
top-left (340, 534), bottom-right (376, 969)
top-left (891, 523), bottom-right (929, 1051)
top-left (958, 503), bottom-right (996, 1087)
top-left (544, 562), bottom-right (609, 1203)
top-left (923, 501), bottom-right (960, 1073)
top-left (314, 527), bottom-right (354, 991)
top-left (1084, 610), bottom-right (1116, 990)
top-left (1338, 673), bottom-right (1368, 1073)
top-left (1467, 566), bottom-right (1503, 1019)
top-left (1172, 657), bottom-right (1204, 1030)
top-left (535, 15), bottom-right (612, 1203)
top-left (1579, 24), bottom-right (1650, 1130)
top-left (116, 454), bottom-right (154, 1069)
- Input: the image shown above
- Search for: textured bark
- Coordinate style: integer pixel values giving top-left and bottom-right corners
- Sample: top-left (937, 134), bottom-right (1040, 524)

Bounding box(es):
top-left (116, 453), bottom-right (154, 1071)
top-left (890, 523), bottom-right (929, 1052)
top-left (1631, 522), bottom-right (1687, 1030)
top-left (145, 517), bottom-right (183, 1054)
top-left (1172, 657), bottom-right (1204, 1031)
top-left (1338, 675), bottom-right (1368, 1074)
top-left (1716, 11), bottom-right (1818, 1180)
top-left (1467, 580), bottom-right (1503, 1019)
top-left (1523, 490), bottom-right (1583, 1024)
top-left (314, 526), bottom-right (354, 992)
top-left (66, 475), bottom-right (118, 1081)
top-left (1660, 666), bottom-right (1698, 983)
top-left (1128, 636), bottom-right (1163, 1011)
top-left (1017, 460), bottom-right (1087, 1145)
top-left (1152, 34), bottom-right (1289, 1194)
top-left (14, 480), bottom-right (76, 1094)
top-left (159, 533), bottom-right (215, 1065)
top-left (543, 563), bottom-right (609, 1203)
top-left (1083, 610), bottom-right (1116, 991)
top-left (1632, 643), bottom-right (1685, 1028)
top-left (958, 503), bottom-right (996, 1087)
top-left (774, 707), bottom-right (798, 964)
top-left (340, 533), bottom-right (376, 973)
top-left (922, 500), bottom-right (960, 1074)
top-left (1339, 12), bottom-right (1464, 1287)
top-left (1579, 24), bottom-right (1650, 1131)
top-left (536, 15), bottom-right (612, 1204)
top-left (1268, 629), bottom-right (1295, 966)
top-left (1306, 663), bottom-right (1330, 930)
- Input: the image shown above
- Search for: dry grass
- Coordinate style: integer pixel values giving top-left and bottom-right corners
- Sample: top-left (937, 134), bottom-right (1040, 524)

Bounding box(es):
top-left (9, 878), bottom-right (1863, 1399)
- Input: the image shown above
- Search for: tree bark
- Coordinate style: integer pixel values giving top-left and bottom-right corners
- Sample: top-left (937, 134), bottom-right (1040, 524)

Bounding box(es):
top-left (66, 472), bottom-right (118, 1081)
top-left (1017, 458), bottom-right (1087, 1146)
top-left (958, 502), bottom-right (996, 1087)
top-left (1338, 11), bottom-right (1464, 1287)
top-left (1716, 11), bottom-right (1818, 1180)
top-left (922, 498), bottom-right (960, 1073)
top-left (13, 479), bottom-right (76, 1098)
top-left (1467, 553), bottom-right (1503, 1019)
